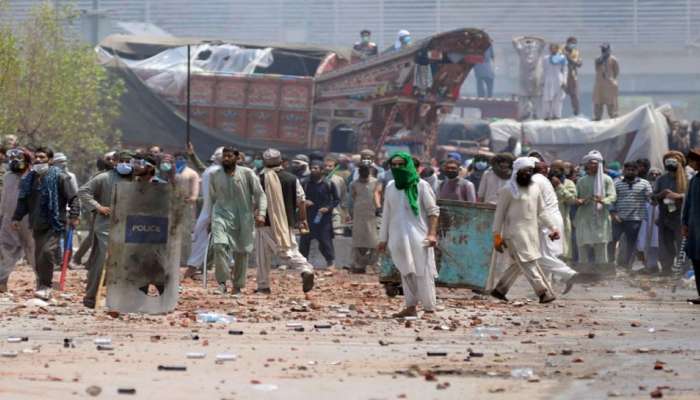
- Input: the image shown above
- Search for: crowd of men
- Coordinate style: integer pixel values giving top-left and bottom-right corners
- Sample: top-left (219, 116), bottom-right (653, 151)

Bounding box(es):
top-left (0, 132), bottom-right (699, 316)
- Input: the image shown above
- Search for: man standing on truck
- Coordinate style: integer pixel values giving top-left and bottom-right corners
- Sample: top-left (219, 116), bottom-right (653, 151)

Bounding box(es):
top-left (353, 29), bottom-right (378, 60)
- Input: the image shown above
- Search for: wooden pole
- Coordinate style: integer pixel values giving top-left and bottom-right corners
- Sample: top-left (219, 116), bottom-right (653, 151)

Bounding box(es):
top-left (186, 44), bottom-right (191, 146)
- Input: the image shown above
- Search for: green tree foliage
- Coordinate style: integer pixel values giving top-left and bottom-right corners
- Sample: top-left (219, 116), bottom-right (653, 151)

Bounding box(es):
top-left (0, 1), bottom-right (123, 177)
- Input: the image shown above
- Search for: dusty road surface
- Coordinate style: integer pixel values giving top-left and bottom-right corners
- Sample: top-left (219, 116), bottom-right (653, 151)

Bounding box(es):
top-left (1, 263), bottom-right (699, 400)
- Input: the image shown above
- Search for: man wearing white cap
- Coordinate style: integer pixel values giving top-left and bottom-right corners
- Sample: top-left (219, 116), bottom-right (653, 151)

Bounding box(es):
top-left (255, 149), bottom-right (315, 294)
top-left (575, 150), bottom-right (616, 269)
top-left (490, 157), bottom-right (559, 303)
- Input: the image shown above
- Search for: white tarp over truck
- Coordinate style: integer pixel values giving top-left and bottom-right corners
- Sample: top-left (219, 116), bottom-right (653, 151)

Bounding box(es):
top-left (489, 104), bottom-right (670, 168)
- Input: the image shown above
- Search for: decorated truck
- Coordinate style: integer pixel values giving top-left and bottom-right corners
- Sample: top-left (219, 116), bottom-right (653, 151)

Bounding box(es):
top-left (99, 29), bottom-right (491, 156)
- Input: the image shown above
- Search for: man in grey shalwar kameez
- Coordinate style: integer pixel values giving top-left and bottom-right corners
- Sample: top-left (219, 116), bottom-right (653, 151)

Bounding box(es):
top-left (348, 162), bottom-right (381, 273)
top-left (79, 151), bottom-right (134, 308)
top-left (0, 148), bottom-right (35, 292)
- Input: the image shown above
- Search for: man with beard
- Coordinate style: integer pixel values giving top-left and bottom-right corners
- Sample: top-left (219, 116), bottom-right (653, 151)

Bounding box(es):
top-left (12, 147), bottom-right (80, 300)
top-left (0, 148), bottom-right (35, 293)
top-left (73, 151), bottom-right (115, 266)
top-left (609, 162), bottom-right (652, 272)
top-left (207, 147), bottom-right (266, 295)
top-left (682, 149), bottom-right (700, 304)
top-left (652, 151), bottom-right (687, 275)
top-left (255, 149), bottom-right (315, 294)
top-left (575, 150), bottom-right (617, 270)
top-left (550, 160), bottom-right (577, 260)
top-left (636, 158), bottom-right (652, 181)
top-left (438, 159), bottom-right (476, 202)
top-left (184, 146), bottom-right (222, 280)
top-left (79, 151), bottom-right (134, 308)
top-left (378, 152), bottom-right (440, 317)
top-left (348, 161), bottom-right (382, 274)
top-left (299, 162), bottom-right (339, 268)
top-left (132, 153), bottom-right (163, 183)
top-left (490, 157), bottom-right (559, 303)
top-left (478, 153), bottom-right (514, 204)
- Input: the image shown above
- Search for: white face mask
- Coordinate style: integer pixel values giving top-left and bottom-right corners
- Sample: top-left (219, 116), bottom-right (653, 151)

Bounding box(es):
top-left (32, 163), bottom-right (49, 175)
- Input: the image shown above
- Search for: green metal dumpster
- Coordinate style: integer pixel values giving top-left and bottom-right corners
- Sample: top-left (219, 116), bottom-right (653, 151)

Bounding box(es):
top-left (379, 199), bottom-right (495, 296)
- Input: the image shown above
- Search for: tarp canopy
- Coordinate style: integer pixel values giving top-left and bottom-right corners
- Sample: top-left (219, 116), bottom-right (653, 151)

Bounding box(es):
top-left (105, 58), bottom-right (312, 158)
top-left (99, 35), bottom-right (347, 78)
top-left (489, 104), bottom-right (670, 168)
top-left (99, 34), bottom-right (351, 64)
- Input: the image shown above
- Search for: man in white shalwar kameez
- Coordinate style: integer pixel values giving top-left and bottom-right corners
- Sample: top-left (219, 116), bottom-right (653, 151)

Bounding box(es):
top-left (378, 152), bottom-right (440, 317)
top-left (531, 160), bottom-right (580, 294)
top-left (184, 147), bottom-right (222, 279)
top-left (490, 157), bottom-right (559, 303)
top-left (541, 43), bottom-right (568, 120)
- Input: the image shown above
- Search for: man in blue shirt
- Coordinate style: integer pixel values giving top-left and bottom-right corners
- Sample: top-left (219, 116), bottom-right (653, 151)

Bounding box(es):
top-left (474, 45), bottom-right (495, 98)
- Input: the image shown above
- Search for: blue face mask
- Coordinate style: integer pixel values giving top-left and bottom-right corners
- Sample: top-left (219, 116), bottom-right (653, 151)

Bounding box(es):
top-left (253, 159), bottom-right (263, 169)
top-left (175, 159), bottom-right (187, 173)
top-left (475, 161), bottom-right (488, 171)
top-left (116, 162), bottom-right (132, 175)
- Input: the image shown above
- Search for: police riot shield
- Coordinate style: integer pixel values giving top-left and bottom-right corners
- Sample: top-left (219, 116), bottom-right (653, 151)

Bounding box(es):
top-left (105, 181), bottom-right (184, 314)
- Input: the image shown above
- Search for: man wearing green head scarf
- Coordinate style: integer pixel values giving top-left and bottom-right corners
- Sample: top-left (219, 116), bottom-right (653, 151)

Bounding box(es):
top-left (378, 152), bottom-right (440, 317)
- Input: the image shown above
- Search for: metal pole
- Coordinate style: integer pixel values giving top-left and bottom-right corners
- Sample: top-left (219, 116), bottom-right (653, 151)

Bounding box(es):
top-left (186, 44), bottom-right (191, 146)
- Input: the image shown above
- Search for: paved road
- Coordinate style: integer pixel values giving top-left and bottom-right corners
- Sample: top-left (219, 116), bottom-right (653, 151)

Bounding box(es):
top-left (1, 265), bottom-right (698, 399)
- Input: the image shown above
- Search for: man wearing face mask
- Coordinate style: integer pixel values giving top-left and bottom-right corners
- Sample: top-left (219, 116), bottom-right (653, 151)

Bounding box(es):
top-left (653, 151), bottom-right (687, 276)
top-left (593, 43), bottom-right (620, 121)
top-left (467, 156), bottom-right (490, 190)
top-left (353, 29), bottom-right (378, 60)
top-left (478, 153), bottom-right (514, 204)
top-left (78, 150), bottom-right (134, 308)
top-left (550, 160), bottom-right (577, 260)
top-left (255, 149), bottom-right (315, 294)
top-left (378, 152), bottom-right (440, 317)
top-left (491, 157), bottom-right (559, 303)
top-left (0, 148), bottom-right (35, 293)
top-left (352, 149), bottom-right (385, 183)
top-left (207, 147), bottom-right (266, 295)
top-left (348, 161), bottom-right (382, 274)
top-left (172, 152), bottom-right (200, 267)
top-left (299, 162), bottom-right (339, 268)
top-left (52, 153), bottom-right (79, 194)
top-left (11, 147), bottom-right (80, 301)
top-left (438, 159), bottom-right (476, 202)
